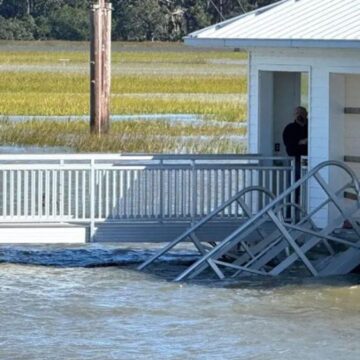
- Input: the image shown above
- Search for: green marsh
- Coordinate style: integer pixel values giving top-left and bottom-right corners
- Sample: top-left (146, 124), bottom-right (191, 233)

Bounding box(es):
top-left (0, 41), bottom-right (248, 152)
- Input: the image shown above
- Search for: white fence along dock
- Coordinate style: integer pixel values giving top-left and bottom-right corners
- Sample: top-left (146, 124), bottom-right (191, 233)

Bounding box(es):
top-left (0, 154), bottom-right (295, 244)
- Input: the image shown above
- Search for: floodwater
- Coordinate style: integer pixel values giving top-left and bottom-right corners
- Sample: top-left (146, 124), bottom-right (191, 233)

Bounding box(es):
top-left (0, 244), bottom-right (359, 360)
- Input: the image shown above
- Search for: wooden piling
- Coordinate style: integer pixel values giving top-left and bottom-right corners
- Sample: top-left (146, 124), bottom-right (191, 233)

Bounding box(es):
top-left (90, 0), bottom-right (112, 135)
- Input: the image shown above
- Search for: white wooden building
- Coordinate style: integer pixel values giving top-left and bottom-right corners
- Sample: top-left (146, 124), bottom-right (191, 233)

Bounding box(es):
top-left (185, 0), bottom-right (360, 222)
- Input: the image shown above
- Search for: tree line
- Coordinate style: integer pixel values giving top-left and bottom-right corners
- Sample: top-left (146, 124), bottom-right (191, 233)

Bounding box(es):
top-left (0, 0), bottom-right (277, 41)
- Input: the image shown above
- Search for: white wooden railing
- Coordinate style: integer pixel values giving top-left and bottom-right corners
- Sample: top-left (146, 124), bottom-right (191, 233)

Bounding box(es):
top-left (0, 154), bottom-right (295, 237)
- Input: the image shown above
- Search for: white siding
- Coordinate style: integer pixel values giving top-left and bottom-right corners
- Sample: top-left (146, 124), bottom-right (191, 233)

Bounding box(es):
top-left (345, 75), bottom-right (360, 156)
top-left (345, 74), bottom-right (360, 177)
top-left (248, 47), bottom-right (360, 224)
top-left (329, 74), bottom-right (346, 221)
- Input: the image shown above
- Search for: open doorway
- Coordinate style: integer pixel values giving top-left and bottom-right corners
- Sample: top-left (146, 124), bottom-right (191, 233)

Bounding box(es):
top-left (258, 70), bottom-right (309, 158)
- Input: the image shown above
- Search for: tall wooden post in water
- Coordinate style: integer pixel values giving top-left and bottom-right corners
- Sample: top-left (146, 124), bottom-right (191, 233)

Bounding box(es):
top-left (90, 0), bottom-right (112, 134)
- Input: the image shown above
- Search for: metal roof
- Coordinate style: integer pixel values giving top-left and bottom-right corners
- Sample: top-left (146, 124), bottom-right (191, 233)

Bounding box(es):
top-left (185, 0), bottom-right (360, 49)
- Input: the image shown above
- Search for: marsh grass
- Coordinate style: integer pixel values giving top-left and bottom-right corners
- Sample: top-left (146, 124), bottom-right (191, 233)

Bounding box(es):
top-left (0, 120), bottom-right (246, 153)
top-left (0, 41), bottom-right (248, 152)
top-left (0, 40), bottom-right (246, 64)
top-left (0, 51), bottom-right (245, 64)
top-left (0, 70), bottom-right (247, 121)
top-left (0, 93), bottom-right (246, 121)
top-left (0, 72), bottom-right (247, 94)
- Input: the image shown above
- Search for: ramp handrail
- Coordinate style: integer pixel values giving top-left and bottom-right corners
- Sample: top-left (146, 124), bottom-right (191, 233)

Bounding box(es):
top-left (138, 186), bottom-right (276, 272)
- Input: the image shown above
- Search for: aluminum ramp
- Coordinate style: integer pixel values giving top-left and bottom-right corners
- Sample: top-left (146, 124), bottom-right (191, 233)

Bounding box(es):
top-left (139, 161), bottom-right (360, 280)
top-left (138, 186), bottom-right (277, 278)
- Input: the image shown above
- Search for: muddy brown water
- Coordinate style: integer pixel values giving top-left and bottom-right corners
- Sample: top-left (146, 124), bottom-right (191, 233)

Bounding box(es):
top-left (0, 243), bottom-right (359, 360)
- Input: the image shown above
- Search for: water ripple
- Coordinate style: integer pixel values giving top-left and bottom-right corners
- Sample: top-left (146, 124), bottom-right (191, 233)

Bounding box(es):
top-left (0, 244), bottom-right (198, 268)
top-left (1, 245), bottom-right (360, 359)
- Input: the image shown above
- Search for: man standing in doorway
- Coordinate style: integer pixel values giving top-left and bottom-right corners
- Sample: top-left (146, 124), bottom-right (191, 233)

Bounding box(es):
top-left (282, 106), bottom-right (308, 181)
top-left (282, 106), bottom-right (308, 213)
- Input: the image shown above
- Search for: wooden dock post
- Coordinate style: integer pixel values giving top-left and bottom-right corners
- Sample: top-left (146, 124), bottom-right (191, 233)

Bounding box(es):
top-left (90, 0), bottom-right (112, 135)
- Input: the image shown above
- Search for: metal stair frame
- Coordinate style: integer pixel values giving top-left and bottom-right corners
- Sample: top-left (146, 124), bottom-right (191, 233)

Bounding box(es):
top-left (138, 186), bottom-right (277, 273)
top-left (174, 161), bottom-right (360, 281)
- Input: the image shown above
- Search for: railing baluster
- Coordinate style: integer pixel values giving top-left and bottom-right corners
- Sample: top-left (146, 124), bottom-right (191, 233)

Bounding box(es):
top-left (199, 169), bottom-right (204, 217)
top-left (10, 170), bottom-right (14, 219)
top-left (24, 170), bottom-right (28, 217)
top-left (137, 170), bottom-right (141, 218)
top-left (154, 169), bottom-right (157, 218)
top-left (17, 170), bottom-right (21, 217)
top-left (148, 170), bottom-right (152, 217)
top-left (68, 171), bottom-right (72, 218)
top-left (44, 170), bottom-right (49, 218)
top-left (185, 168), bottom-right (188, 217)
top-left (105, 170), bottom-right (109, 218)
top-left (167, 169), bottom-right (171, 218)
top-left (174, 169), bottom-right (178, 218)
top-left (228, 169), bottom-right (232, 216)
top-left (250, 169), bottom-right (254, 214)
top-left (144, 170), bottom-right (148, 217)
top-left (270, 168), bottom-right (275, 211)
top-left (282, 169), bottom-right (287, 218)
top-left (81, 171), bottom-right (86, 219)
top-left (123, 170), bottom-right (127, 219)
top-left (31, 170), bottom-right (35, 218)
top-left (190, 168), bottom-right (193, 217)
top-left (276, 169), bottom-right (280, 197)
top-left (59, 162), bottom-right (64, 219)
top-left (90, 159), bottom-right (95, 239)
top-left (38, 170), bottom-right (42, 218)
top-left (221, 169), bottom-right (225, 217)
top-left (215, 169), bottom-right (219, 210)
top-left (75, 170), bottom-right (79, 220)
top-left (162, 168), bottom-right (166, 218)
top-left (98, 169), bottom-right (102, 219)
top-left (180, 169), bottom-right (184, 217)
top-left (210, 169), bottom-right (214, 213)
top-left (130, 170), bottom-right (134, 218)
top-left (191, 161), bottom-right (197, 221)
top-left (235, 169), bottom-right (239, 216)
top-left (3, 171), bottom-right (7, 218)
top-left (52, 170), bottom-right (57, 217)
top-left (111, 170), bottom-right (116, 219)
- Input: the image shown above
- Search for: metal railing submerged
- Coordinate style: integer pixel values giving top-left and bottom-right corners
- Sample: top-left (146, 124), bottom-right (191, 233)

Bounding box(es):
top-left (0, 154), bottom-right (295, 237)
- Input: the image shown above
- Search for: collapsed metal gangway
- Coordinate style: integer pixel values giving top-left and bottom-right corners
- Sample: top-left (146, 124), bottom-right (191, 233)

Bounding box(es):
top-left (139, 161), bottom-right (360, 280)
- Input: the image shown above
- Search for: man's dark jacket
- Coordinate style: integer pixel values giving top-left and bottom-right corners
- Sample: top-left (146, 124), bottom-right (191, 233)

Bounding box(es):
top-left (282, 122), bottom-right (308, 157)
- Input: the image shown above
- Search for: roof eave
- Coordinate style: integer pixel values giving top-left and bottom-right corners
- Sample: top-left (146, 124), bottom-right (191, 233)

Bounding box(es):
top-left (187, 0), bottom-right (290, 38)
top-left (184, 37), bottom-right (360, 50)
